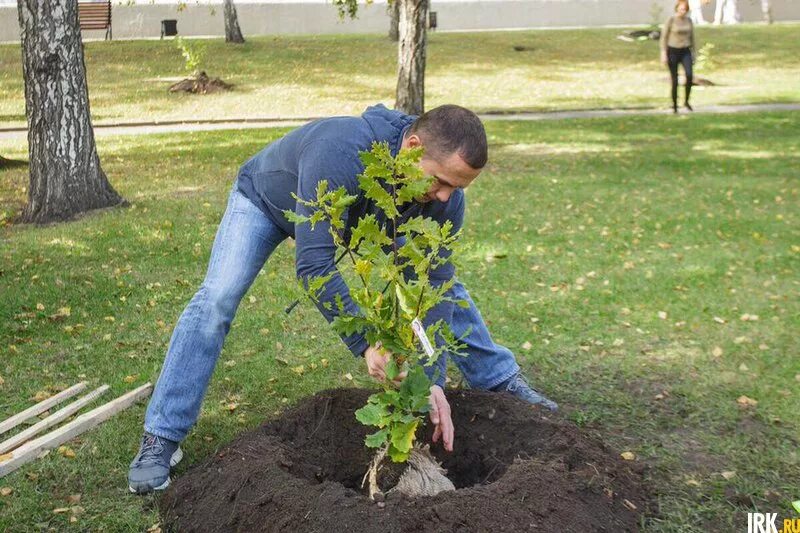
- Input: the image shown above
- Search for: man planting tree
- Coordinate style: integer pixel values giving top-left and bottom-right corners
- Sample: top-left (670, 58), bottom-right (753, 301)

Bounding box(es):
top-left (128, 104), bottom-right (558, 494)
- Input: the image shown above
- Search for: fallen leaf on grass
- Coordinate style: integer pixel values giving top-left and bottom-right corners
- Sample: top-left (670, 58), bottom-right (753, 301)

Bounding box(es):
top-left (321, 359), bottom-right (329, 368)
top-left (613, 338), bottom-right (624, 347)
top-left (48, 307), bottom-right (71, 321)
top-left (33, 390), bottom-right (51, 402)
top-left (67, 494), bottom-right (81, 504)
top-left (738, 363), bottom-right (749, 372)
top-left (657, 311), bottom-right (667, 320)
top-left (57, 446), bottom-right (76, 458)
top-left (123, 374), bottom-right (139, 383)
top-left (620, 451), bottom-right (636, 461)
top-left (36, 303), bottom-right (45, 311)
top-left (0, 375), bottom-right (4, 386)
top-left (344, 373), bottom-right (353, 381)
top-left (713, 316), bottom-right (726, 324)
top-left (736, 396), bottom-right (758, 407)
top-left (521, 341), bottom-right (532, 351)
top-left (291, 365), bottom-right (305, 376)
top-left (148, 523), bottom-right (162, 533)
top-left (720, 471), bottom-right (736, 480)
top-left (739, 314), bottom-right (759, 321)
top-left (0, 487), bottom-right (12, 496)
top-left (712, 346), bottom-right (723, 357)
top-left (248, 295), bottom-right (257, 304)
top-left (685, 478), bottom-right (701, 487)
top-left (224, 360), bottom-right (237, 368)
top-left (53, 507), bottom-right (71, 514)
top-left (225, 403), bottom-right (238, 412)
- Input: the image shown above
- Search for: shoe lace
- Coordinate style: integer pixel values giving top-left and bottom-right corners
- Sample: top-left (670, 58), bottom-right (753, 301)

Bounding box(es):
top-left (507, 374), bottom-right (543, 394)
top-left (136, 435), bottom-right (165, 464)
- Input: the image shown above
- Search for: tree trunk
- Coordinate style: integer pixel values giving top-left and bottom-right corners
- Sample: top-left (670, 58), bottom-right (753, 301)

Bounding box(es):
top-left (688, 0), bottom-right (707, 24)
top-left (17, 0), bottom-right (124, 225)
top-left (395, 0), bottom-right (427, 115)
top-left (388, 0), bottom-right (399, 42)
top-left (714, 0), bottom-right (740, 24)
top-left (224, 0), bottom-right (245, 44)
top-left (760, 0), bottom-right (772, 23)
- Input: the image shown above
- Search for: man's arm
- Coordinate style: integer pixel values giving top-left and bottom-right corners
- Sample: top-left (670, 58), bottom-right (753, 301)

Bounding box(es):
top-left (294, 139), bottom-right (369, 357)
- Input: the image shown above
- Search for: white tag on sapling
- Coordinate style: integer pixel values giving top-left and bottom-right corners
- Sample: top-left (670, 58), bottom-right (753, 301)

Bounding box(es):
top-left (411, 318), bottom-right (435, 357)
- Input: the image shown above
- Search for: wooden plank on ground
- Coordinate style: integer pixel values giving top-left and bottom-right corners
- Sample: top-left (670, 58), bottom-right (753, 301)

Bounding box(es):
top-left (0, 385), bottom-right (110, 455)
top-left (0, 383), bottom-right (152, 479)
top-left (0, 382), bottom-right (88, 436)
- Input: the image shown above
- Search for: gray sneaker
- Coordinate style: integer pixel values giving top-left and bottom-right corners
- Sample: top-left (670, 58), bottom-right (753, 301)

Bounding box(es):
top-left (493, 373), bottom-right (559, 412)
top-left (128, 432), bottom-right (183, 494)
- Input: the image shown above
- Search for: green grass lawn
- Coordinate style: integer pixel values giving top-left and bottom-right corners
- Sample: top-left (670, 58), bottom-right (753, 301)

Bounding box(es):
top-left (1, 24), bottom-right (799, 127)
top-left (1, 111), bottom-right (799, 531)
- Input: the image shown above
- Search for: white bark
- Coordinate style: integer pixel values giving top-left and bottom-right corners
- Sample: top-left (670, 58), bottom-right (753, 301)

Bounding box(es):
top-left (223, 0), bottom-right (245, 43)
top-left (395, 0), bottom-right (427, 115)
top-left (688, 0), bottom-right (707, 24)
top-left (714, 0), bottom-right (741, 24)
top-left (761, 0), bottom-right (773, 23)
top-left (16, 0), bottom-right (124, 224)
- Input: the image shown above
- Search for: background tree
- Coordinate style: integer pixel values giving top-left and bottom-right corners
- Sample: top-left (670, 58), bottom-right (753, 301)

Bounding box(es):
top-left (714, 0), bottom-right (740, 24)
top-left (223, 0), bottom-right (245, 44)
top-left (395, 0), bottom-right (428, 115)
top-left (760, 0), bottom-right (773, 23)
top-left (16, 0), bottom-right (124, 224)
top-left (388, 0), bottom-right (400, 41)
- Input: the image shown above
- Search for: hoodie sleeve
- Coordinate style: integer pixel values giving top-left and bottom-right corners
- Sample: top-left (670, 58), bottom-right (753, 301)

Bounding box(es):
top-left (294, 139), bottom-right (370, 358)
top-left (419, 189), bottom-right (466, 388)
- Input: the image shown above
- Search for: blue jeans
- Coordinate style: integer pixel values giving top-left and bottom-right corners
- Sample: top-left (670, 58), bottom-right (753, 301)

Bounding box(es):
top-left (144, 183), bottom-right (519, 442)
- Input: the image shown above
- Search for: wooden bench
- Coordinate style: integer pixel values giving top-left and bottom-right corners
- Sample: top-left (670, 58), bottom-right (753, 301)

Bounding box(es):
top-left (78, 0), bottom-right (112, 40)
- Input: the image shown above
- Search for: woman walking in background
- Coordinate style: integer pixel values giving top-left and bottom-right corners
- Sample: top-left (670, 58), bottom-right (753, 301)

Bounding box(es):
top-left (661, 0), bottom-right (696, 113)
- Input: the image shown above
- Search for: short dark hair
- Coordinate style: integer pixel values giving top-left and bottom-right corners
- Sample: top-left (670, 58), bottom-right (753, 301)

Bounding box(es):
top-left (409, 105), bottom-right (488, 169)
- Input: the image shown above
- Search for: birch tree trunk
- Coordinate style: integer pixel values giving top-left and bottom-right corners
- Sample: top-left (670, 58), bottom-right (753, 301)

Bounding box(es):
top-left (388, 0), bottom-right (399, 42)
top-left (761, 0), bottom-right (772, 23)
top-left (688, 0), bottom-right (707, 24)
top-left (17, 0), bottom-right (124, 225)
top-left (395, 0), bottom-right (427, 115)
top-left (223, 0), bottom-right (245, 44)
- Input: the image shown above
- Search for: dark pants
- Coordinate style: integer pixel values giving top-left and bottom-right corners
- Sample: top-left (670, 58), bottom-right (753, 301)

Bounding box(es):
top-left (667, 46), bottom-right (693, 108)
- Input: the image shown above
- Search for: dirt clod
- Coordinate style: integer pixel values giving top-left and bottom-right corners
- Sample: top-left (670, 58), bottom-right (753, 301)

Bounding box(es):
top-left (161, 388), bottom-right (650, 532)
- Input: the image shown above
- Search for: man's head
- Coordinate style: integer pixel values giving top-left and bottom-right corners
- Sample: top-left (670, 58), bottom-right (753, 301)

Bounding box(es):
top-left (400, 105), bottom-right (487, 204)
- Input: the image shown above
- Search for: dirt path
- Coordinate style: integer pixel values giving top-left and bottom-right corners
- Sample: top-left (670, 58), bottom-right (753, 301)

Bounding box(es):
top-left (1, 103), bottom-right (798, 142)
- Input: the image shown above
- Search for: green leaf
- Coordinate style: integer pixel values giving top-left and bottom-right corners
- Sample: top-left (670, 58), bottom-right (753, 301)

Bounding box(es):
top-left (396, 175), bottom-right (433, 205)
top-left (793, 500), bottom-right (800, 514)
top-left (365, 428), bottom-right (390, 448)
top-left (355, 401), bottom-right (388, 427)
top-left (283, 210), bottom-right (310, 225)
top-left (350, 214), bottom-right (391, 249)
top-left (390, 419), bottom-right (419, 454)
top-left (388, 443), bottom-right (410, 463)
top-left (358, 174), bottom-right (398, 219)
top-left (400, 365), bottom-right (432, 399)
top-left (385, 357), bottom-right (400, 381)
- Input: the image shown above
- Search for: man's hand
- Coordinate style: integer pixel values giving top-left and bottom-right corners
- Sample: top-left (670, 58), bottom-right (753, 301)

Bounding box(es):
top-left (429, 385), bottom-right (454, 452)
top-left (660, 51), bottom-right (668, 65)
top-left (364, 344), bottom-right (406, 382)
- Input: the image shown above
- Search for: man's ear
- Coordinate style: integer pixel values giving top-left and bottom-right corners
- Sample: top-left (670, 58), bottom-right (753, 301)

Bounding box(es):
top-left (405, 134), bottom-right (422, 148)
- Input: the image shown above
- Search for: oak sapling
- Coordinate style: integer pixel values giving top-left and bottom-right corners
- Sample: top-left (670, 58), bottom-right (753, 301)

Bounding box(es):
top-left (285, 141), bottom-right (468, 497)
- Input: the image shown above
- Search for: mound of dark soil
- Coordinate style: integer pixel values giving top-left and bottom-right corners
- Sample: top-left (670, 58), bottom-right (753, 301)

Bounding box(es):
top-left (168, 71), bottom-right (233, 94)
top-left (161, 388), bottom-right (650, 532)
